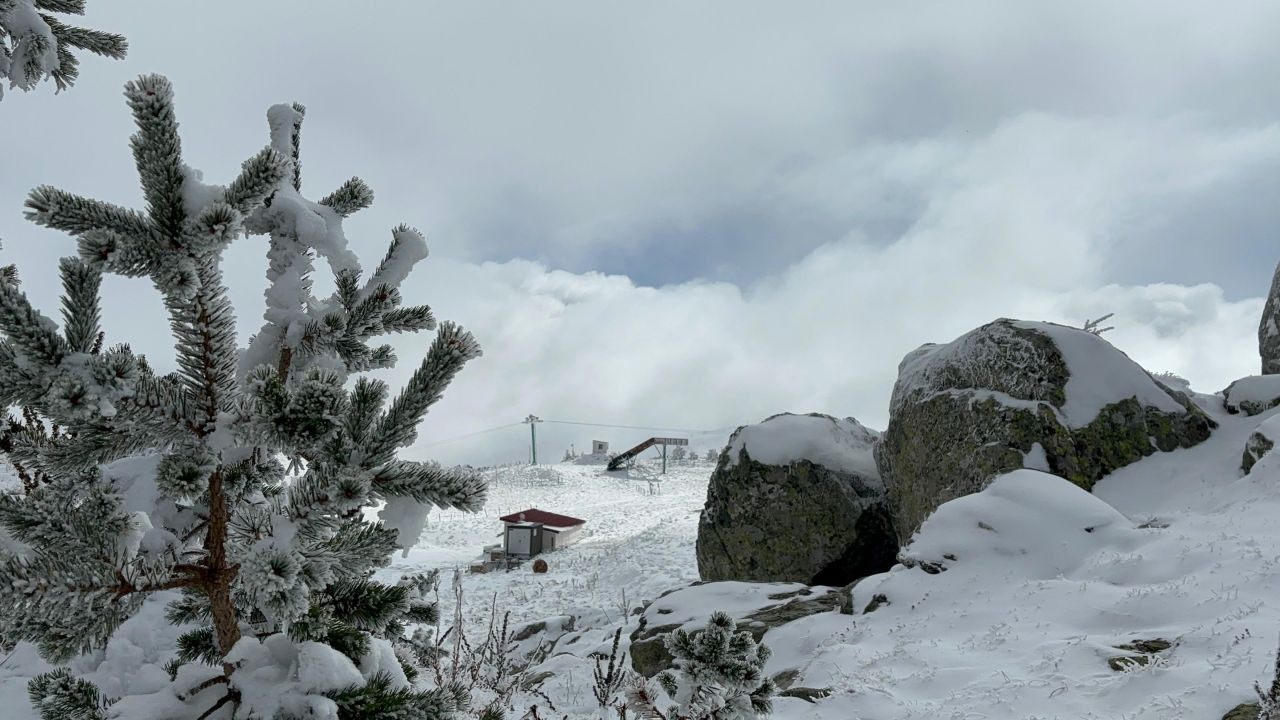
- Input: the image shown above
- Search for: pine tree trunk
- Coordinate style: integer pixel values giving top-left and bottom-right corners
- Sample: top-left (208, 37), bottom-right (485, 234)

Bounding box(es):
top-left (203, 468), bottom-right (241, 669)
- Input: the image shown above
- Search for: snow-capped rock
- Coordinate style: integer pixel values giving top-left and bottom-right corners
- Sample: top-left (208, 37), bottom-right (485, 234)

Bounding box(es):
top-left (1223, 374), bottom-right (1280, 416)
top-left (876, 318), bottom-right (1215, 542)
top-left (697, 413), bottom-right (898, 587)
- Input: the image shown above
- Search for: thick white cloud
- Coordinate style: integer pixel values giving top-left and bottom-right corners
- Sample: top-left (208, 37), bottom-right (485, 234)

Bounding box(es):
top-left (380, 111), bottom-right (1274, 464)
top-left (0, 1), bottom-right (1277, 465)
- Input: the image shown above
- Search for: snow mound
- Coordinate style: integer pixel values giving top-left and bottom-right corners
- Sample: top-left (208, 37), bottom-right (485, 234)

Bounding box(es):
top-left (725, 413), bottom-right (879, 477)
top-left (1223, 374), bottom-right (1280, 415)
top-left (899, 469), bottom-right (1138, 578)
top-left (572, 452), bottom-right (611, 466)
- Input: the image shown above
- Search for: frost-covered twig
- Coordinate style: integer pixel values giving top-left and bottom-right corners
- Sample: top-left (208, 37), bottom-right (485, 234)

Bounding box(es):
top-left (593, 628), bottom-right (630, 711)
top-left (1082, 313), bottom-right (1115, 336)
top-left (1255, 635), bottom-right (1280, 719)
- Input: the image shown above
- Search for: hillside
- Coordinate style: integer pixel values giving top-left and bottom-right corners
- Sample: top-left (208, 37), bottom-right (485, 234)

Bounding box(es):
top-left (5, 390), bottom-right (1280, 718)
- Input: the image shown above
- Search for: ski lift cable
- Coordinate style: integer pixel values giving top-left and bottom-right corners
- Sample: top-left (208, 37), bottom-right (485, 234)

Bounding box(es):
top-left (542, 419), bottom-right (736, 435)
top-left (419, 422), bottom-right (526, 447)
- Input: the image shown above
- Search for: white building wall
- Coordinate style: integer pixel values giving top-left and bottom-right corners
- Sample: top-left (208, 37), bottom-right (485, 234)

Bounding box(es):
top-left (549, 524), bottom-right (584, 548)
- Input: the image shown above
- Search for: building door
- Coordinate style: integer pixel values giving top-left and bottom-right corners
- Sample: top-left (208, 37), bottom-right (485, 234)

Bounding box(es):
top-left (507, 527), bottom-right (531, 556)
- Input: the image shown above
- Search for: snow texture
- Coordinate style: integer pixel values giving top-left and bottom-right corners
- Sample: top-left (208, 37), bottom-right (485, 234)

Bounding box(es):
top-left (725, 413), bottom-right (880, 478)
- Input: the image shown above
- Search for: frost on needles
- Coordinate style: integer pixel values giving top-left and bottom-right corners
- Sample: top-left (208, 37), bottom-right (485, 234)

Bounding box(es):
top-left (0, 0), bottom-right (127, 98)
top-left (0, 74), bottom-right (488, 719)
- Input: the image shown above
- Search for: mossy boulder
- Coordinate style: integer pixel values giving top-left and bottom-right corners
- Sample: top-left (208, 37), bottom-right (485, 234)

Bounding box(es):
top-left (1222, 703), bottom-right (1260, 720)
top-left (696, 413), bottom-right (898, 586)
top-left (876, 319), bottom-right (1215, 543)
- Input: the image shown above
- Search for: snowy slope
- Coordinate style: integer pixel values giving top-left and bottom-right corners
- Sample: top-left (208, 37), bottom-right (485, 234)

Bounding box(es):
top-left (8, 394), bottom-right (1280, 719)
top-left (491, 392), bottom-right (1280, 719)
top-left (373, 459), bottom-right (711, 645)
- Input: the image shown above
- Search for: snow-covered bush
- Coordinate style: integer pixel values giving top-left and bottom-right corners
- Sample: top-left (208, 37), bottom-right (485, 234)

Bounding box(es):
top-left (1257, 639), bottom-right (1280, 720)
top-left (628, 611), bottom-right (774, 720)
top-left (0, 0), bottom-right (126, 98)
top-left (0, 75), bottom-right (486, 719)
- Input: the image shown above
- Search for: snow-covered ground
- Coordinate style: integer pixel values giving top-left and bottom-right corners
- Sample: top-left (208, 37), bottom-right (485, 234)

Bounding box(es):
top-left (8, 390), bottom-right (1280, 719)
top-left (374, 459), bottom-right (711, 645)
top-left (439, 392), bottom-right (1280, 720)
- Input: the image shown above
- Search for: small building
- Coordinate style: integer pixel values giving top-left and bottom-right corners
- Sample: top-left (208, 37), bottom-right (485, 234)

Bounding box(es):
top-left (499, 508), bottom-right (586, 558)
top-left (592, 440), bottom-right (609, 455)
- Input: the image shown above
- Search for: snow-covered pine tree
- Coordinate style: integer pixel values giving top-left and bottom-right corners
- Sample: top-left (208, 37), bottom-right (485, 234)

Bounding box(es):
top-left (0, 74), bottom-right (488, 719)
top-left (628, 612), bottom-right (775, 720)
top-left (0, 0), bottom-right (127, 98)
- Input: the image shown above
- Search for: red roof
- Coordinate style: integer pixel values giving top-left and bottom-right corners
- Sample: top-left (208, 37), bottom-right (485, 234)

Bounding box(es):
top-left (499, 508), bottom-right (586, 527)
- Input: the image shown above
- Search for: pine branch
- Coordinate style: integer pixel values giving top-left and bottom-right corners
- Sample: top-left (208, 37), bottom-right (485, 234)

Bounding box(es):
top-left (223, 147), bottom-right (288, 216)
top-left (124, 75), bottom-right (186, 240)
top-left (364, 225), bottom-right (428, 294)
top-left (378, 305), bottom-right (437, 334)
top-left (58, 257), bottom-right (101, 353)
top-left (319, 177), bottom-right (374, 217)
top-left (0, 279), bottom-right (68, 366)
top-left (166, 263), bottom-right (238, 426)
top-left (23, 185), bottom-right (150, 244)
top-left (40, 14), bottom-right (125, 57)
top-left (370, 461), bottom-right (487, 511)
top-left (34, 0), bottom-right (88, 14)
top-left (289, 102), bottom-right (305, 191)
top-left (365, 322), bottom-right (481, 467)
top-left (28, 668), bottom-right (113, 720)
top-left (48, 40), bottom-right (77, 91)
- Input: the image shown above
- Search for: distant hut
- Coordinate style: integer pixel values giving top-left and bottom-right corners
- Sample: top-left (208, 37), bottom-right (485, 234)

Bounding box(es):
top-left (499, 508), bottom-right (586, 558)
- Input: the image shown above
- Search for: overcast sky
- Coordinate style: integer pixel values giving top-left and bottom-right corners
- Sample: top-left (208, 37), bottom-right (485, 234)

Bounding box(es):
top-left (3, 1), bottom-right (1279, 464)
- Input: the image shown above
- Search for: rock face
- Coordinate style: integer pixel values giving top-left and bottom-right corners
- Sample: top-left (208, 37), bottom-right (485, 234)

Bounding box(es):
top-left (876, 319), bottom-right (1215, 543)
top-left (696, 413), bottom-right (898, 587)
top-left (1260, 259), bottom-right (1280, 375)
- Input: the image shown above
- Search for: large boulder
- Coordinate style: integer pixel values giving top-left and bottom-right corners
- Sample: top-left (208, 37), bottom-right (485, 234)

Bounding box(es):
top-left (876, 318), bottom-right (1215, 543)
top-left (696, 413), bottom-right (898, 586)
